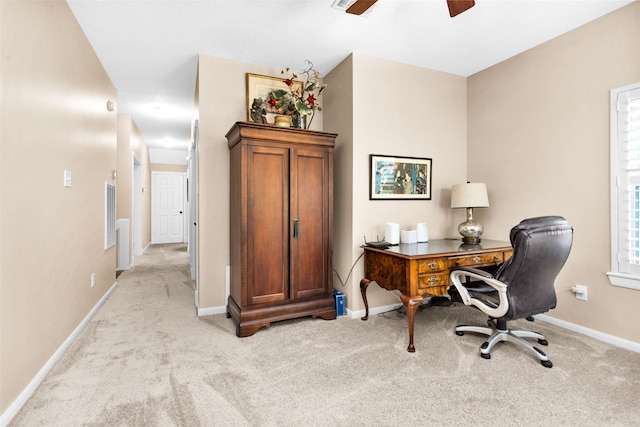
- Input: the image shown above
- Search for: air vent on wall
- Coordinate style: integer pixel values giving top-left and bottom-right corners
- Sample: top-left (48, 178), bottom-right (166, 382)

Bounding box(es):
top-left (105, 182), bottom-right (116, 250)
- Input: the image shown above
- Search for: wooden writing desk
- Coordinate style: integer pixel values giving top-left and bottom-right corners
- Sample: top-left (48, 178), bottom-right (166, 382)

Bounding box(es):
top-left (360, 239), bottom-right (513, 352)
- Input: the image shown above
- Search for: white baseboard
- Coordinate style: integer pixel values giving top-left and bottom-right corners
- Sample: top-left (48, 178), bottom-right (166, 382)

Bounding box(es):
top-left (346, 303), bottom-right (403, 319)
top-left (0, 281), bottom-right (118, 427)
top-left (197, 305), bottom-right (227, 316)
top-left (535, 314), bottom-right (640, 353)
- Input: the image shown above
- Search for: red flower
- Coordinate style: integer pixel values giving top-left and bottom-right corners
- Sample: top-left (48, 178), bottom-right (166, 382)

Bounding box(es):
top-left (268, 97), bottom-right (278, 107)
top-left (283, 78), bottom-right (294, 87)
top-left (306, 93), bottom-right (317, 106)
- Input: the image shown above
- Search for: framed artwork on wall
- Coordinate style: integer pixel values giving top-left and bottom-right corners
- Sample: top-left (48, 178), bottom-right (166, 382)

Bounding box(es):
top-left (369, 154), bottom-right (432, 200)
top-left (245, 73), bottom-right (303, 124)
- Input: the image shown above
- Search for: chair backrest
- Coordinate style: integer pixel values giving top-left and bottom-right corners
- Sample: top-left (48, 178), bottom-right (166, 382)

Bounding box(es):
top-left (495, 216), bottom-right (573, 319)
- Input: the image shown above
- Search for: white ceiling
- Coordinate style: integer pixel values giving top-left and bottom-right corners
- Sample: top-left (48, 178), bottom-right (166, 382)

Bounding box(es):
top-left (67, 0), bottom-right (634, 151)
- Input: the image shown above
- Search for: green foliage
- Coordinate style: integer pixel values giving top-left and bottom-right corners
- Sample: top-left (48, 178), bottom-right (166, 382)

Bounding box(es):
top-left (266, 60), bottom-right (327, 129)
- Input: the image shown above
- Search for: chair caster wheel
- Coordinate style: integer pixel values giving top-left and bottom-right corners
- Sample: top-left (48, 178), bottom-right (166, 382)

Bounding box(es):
top-left (538, 339), bottom-right (548, 346)
top-left (480, 342), bottom-right (491, 359)
top-left (455, 330), bottom-right (464, 336)
top-left (541, 360), bottom-right (553, 368)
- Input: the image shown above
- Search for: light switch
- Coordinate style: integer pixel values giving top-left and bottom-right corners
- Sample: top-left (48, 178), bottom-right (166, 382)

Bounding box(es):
top-left (64, 170), bottom-right (72, 188)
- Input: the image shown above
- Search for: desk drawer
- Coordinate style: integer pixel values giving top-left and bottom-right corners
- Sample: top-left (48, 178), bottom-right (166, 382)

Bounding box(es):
top-left (417, 272), bottom-right (449, 296)
top-left (449, 251), bottom-right (505, 268)
top-left (418, 259), bottom-right (447, 273)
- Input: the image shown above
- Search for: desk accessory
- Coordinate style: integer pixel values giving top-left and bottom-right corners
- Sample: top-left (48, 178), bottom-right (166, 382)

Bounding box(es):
top-left (384, 222), bottom-right (400, 244)
top-left (400, 229), bottom-right (418, 244)
top-left (416, 223), bottom-right (429, 242)
top-left (451, 182), bottom-right (489, 244)
top-left (364, 237), bottom-right (390, 249)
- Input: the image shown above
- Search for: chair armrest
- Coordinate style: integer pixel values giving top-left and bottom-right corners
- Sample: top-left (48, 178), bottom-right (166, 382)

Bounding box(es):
top-left (450, 268), bottom-right (509, 318)
top-left (450, 266), bottom-right (494, 279)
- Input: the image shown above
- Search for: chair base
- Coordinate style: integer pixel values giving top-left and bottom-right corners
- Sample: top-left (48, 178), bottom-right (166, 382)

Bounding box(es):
top-left (455, 319), bottom-right (553, 368)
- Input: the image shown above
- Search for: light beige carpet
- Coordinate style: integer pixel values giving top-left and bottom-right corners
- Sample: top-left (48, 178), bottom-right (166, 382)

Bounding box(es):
top-left (10, 244), bottom-right (640, 426)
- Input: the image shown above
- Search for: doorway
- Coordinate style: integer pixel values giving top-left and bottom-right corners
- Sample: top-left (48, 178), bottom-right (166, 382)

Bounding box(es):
top-left (152, 171), bottom-right (187, 244)
top-left (132, 156), bottom-right (143, 259)
top-left (188, 120), bottom-right (199, 287)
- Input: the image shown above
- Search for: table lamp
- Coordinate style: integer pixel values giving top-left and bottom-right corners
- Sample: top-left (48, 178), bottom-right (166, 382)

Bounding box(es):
top-left (451, 182), bottom-right (490, 244)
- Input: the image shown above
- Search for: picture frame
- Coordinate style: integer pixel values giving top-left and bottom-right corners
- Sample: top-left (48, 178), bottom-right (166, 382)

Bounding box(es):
top-left (369, 154), bottom-right (432, 200)
top-left (245, 73), bottom-right (303, 124)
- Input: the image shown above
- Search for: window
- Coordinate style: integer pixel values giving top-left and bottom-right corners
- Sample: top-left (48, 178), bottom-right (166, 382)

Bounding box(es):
top-left (609, 82), bottom-right (640, 290)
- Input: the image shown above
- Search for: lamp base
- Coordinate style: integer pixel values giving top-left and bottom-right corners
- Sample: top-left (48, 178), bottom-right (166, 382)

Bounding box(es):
top-left (461, 236), bottom-right (481, 245)
top-left (457, 207), bottom-right (484, 245)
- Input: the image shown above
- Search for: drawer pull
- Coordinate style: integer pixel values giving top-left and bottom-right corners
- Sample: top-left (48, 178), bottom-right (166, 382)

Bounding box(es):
top-left (428, 276), bottom-right (439, 285)
top-left (428, 262), bottom-right (439, 270)
top-left (473, 256), bottom-right (481, 263)
top-left (494, 255), bottom-right (500, 262)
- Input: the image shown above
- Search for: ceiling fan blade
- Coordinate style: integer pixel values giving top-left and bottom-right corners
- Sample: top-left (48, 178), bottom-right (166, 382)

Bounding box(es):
top-left (346, 0), bottom-right (378, 15)
top-left (447, 0), bottom-right (475, 17)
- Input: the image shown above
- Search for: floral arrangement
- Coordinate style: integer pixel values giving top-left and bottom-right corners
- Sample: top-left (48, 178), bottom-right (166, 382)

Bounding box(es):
top-left (267, 60), bottom-right (327, 129)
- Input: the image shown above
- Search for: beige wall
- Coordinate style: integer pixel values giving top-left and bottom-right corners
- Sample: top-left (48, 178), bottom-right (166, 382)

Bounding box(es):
top-left (324, 55), bottom-right (356, 308)
top-left (195, 55), bottom-right (324, 309)
top-left (117, 115), bottom-right (134, 220)
top-left (326, 54), bottom-right (468, 311)
top-left (1, 0), bottom-right (118, 414)
top-left (467, 2), bottom-right (640, 343)
top-left (151, 163), bottom-right (188, 173)
top-left (195, 53), bottom-right (466, 313)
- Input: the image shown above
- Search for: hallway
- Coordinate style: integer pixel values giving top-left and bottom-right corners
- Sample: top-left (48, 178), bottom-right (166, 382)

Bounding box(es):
top-left (10, 243), bottom-right (209, 426)
top-left (124, 243), bottom-right (194, 291)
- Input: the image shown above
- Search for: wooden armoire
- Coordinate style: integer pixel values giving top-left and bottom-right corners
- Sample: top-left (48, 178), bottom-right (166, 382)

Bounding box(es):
top-left (226, 122), bottom-right (337, 337)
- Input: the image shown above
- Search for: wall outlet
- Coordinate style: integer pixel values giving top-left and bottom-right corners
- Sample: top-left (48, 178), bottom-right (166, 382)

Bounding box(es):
top-left (571, 284), bottom-right (587, 301)
top-left (64, 170), bottom-right (72, 188)
top-left (91, 273), bottom-right (96, 288)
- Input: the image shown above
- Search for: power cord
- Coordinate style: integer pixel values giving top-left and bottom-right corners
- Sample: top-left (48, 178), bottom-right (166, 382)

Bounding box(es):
top-left (333, 252), bottom-right (364, 287)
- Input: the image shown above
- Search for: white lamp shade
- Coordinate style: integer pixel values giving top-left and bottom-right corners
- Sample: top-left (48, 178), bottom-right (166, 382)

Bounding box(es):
top-left (451, 183), bottom-right (490, 208)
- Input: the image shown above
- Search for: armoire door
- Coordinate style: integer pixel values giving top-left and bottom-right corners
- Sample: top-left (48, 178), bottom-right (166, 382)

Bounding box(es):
top-left (290, 147), bottom-right (332, 300)
top-left (246, 144), bottom-right (290, 305)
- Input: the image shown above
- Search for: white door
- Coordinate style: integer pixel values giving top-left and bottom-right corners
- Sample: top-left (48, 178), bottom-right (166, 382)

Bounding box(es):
top-left (132, 156), bottom-right (143, 257)
top-left (152, 172), bottom-right (186, 244)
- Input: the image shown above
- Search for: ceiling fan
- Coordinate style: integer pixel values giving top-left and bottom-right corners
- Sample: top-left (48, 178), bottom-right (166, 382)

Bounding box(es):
top-left (344, 0), bottom-right (475, 18)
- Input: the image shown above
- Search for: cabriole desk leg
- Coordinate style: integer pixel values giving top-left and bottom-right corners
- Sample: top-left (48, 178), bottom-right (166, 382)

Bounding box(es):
top-left (400, 293), bottom-right (423, 353)
top-left (360, 278), bottom-right (371, 321)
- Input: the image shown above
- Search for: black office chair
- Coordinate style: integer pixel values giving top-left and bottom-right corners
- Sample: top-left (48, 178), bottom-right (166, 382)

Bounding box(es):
top-left (449, 216), bottom-right (573, 368)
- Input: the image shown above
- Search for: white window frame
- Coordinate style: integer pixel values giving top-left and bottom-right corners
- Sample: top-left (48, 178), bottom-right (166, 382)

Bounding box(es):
top-left (608, 82), bottom-right (640, 290)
